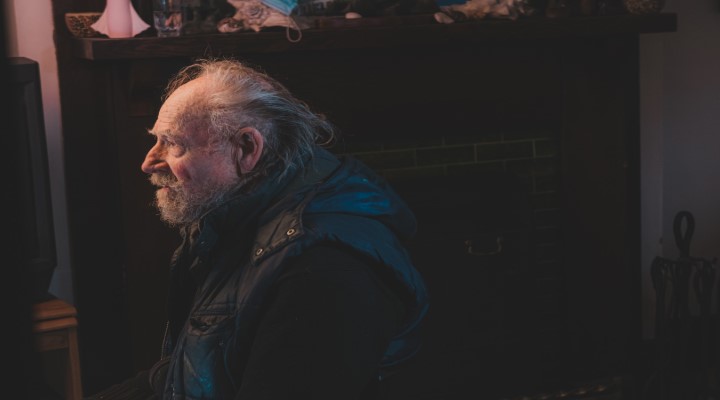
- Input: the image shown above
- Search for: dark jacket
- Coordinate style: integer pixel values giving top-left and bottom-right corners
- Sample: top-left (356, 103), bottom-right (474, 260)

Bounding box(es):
top-left (154, 149), bottom-right (429, 399)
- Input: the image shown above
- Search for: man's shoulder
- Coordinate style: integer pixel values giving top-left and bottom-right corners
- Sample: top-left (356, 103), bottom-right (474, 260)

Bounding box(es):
top-left (275, 244), bottom-right (406, 313)
top-left (283, 244), bottom-right (376, 275)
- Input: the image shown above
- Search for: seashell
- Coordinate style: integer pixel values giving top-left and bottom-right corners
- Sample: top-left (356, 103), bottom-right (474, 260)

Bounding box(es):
top-left (217, 17), bottom-right (246, 33)
top-left (65, 12), bottom-right (104, 38)
top-left (433, 11), bottom-right (455, 23)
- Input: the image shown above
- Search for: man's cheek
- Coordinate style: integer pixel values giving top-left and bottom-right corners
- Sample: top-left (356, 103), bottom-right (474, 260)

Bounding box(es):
top-left (172, 164), bottom-right (191, 182)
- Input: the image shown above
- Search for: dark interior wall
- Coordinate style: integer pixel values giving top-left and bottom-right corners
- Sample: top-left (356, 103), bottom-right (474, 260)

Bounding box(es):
top-left (637, 4), bottom-right (720, 397)
top-left (658, 0), bottom-right (720, 262)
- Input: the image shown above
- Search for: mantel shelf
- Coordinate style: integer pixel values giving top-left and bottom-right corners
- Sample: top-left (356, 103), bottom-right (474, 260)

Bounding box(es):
top-left (73, 13), bottom-right (676, 60)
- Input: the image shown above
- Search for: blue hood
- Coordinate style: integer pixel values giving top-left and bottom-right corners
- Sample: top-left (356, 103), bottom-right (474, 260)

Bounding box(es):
top-left (252, 149), bottom-right (429, 370)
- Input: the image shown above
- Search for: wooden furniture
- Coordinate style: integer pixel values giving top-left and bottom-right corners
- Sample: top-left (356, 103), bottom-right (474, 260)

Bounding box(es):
top-left (70, 13), bottom-right (678, 60)
top-left (33, 299), bottom-right (83, 400)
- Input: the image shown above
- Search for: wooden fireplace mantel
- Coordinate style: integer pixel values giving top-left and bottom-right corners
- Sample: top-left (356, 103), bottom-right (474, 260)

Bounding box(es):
top-left (71, 13), bottom-right (677, 60)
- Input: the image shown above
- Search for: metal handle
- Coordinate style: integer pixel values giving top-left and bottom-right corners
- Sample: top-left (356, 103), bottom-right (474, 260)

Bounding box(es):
top-left (464, 236), bottom-right (503, 256)
top-left (673, 211), bottom-right (695, 259)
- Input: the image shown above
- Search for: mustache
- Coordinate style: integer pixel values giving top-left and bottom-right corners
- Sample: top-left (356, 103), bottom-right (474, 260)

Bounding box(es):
top-left (149, 173), bottom-right (179, 187)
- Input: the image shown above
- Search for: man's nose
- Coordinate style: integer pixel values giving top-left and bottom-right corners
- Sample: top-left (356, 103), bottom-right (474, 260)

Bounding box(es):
top-left (141, 144), bottom-right (167, 174)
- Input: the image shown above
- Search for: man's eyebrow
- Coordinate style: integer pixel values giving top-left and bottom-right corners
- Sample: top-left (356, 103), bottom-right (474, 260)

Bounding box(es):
top-left (147, 129), bottom-right (179, 140)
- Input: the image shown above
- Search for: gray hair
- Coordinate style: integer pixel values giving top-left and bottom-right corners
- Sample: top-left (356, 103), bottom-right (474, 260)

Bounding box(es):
top-left (164, 58), bottom-right (336, 189)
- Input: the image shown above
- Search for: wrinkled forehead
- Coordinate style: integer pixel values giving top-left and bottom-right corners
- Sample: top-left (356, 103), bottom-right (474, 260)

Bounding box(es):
top-left (155, 77), bottom-right (211, 142)
top-left (160, 77), bottom-right (208, 120)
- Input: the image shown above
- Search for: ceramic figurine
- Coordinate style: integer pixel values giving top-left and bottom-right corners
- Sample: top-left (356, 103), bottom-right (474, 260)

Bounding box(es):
top-left (92, 0), bottom-right (150, 38)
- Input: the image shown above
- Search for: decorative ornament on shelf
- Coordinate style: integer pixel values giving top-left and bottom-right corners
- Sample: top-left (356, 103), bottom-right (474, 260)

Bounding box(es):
top-left (91, 0), bottom-right (151, 38)
top-left (218, 0), bottom-right (310, 42)
top-left (65, 12), bottom-right (104, 37)
top-left (433, 0), bottom-right (534, 23)
top-left (218, 0), bottom-right (296, 32)
top-left (623, 0), bottom-right (665, 14)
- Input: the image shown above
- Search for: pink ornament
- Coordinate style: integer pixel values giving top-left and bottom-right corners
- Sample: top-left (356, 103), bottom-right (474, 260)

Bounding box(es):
top-left (91, 0), bottom-right (150, 38)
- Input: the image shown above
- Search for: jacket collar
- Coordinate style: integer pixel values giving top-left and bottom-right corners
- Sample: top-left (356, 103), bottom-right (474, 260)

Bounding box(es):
top-left (182, 147), bottom-right (340, 263)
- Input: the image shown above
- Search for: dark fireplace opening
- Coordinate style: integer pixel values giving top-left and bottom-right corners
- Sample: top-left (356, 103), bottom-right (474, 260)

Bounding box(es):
top-left (332, 132), bottom-right (574, 398)
top-left (392, 172), bottom-right (537, 399)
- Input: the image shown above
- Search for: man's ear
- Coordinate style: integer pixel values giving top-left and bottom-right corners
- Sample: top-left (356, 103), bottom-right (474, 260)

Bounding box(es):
top-left (232, 127), bottom-right (264, 175)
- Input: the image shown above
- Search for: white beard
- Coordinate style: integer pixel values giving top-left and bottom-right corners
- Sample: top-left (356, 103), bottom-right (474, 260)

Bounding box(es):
top-left (150, 173), bottom-right (240, 226)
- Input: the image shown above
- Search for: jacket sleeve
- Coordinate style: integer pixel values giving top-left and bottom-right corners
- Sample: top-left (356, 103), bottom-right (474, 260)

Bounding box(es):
top-left (236, 244), bottom-right (405, 400)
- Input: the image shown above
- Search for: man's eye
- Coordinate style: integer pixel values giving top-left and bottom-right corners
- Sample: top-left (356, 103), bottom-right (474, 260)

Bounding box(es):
top-left (160, 137), bottom-right (177, 147)
top-left (169, 142), bottom-right (187, 156)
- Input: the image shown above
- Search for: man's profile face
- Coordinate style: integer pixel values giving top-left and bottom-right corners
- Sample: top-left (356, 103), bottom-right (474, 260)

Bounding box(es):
top-left (141, 77), bottom-right (239, 225)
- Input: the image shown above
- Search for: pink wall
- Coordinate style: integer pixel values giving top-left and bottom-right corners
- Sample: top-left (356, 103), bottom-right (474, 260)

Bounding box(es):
top-left (5, 0), bottom-right (74, 304)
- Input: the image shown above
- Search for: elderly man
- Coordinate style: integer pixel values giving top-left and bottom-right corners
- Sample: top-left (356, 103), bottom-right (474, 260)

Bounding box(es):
top-left (87, 59), bottom-right (428, 400)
